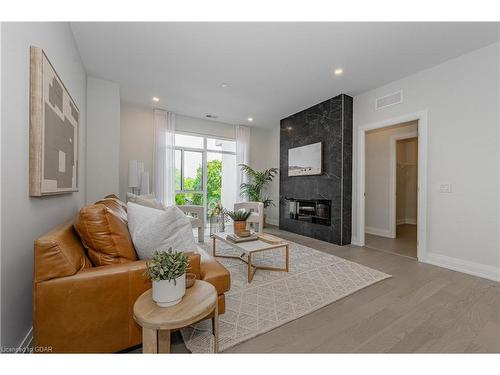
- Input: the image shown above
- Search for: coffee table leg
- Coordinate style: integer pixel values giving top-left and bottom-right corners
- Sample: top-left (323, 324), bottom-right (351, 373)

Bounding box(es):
top-left (142, 328), bottom-right (158, 353)
top-left (212, 236), bottom-right (216, 257)
top-left (212, 304), bottom-right (219, 353)
top-left (158, 330), bottom-right (171, 353)
top-left (285, 244), bottom-right (289, 272)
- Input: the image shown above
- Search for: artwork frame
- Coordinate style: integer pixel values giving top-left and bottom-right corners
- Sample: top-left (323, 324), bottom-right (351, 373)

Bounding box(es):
top-left (288, 142), bottom-right (323, 177)
top-left (29, 46), bottom-right (79, 196)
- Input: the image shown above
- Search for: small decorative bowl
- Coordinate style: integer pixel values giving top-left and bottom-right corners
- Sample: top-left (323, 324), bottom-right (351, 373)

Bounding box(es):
top-left (186, 273), bottom-right (196, 288)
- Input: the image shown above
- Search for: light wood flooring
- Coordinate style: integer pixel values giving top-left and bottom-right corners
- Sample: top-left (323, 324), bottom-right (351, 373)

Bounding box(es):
top-left (158, 226), bottom-right (500, 353)
top-left (365, 224), bottom-right (417, 259)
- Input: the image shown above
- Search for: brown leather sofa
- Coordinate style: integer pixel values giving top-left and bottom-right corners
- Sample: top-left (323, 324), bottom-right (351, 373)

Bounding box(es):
top-left (33, 197), bottom-right (230, 353)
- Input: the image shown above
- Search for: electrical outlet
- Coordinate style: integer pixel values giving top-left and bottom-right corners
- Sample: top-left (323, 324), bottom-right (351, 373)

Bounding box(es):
top-left (439, 183), bottom-right (452, 193)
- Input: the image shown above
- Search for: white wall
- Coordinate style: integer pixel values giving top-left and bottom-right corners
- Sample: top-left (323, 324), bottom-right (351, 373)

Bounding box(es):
top-left (86, 77), bottom-right (120, 203)
top-left (0, 22), bottom-right (87, 347)
top-left (249, 125), bottom-right (280, 225)
top-left (119, 102), bottom-right (154, 200)
top-left (353, 42), bottom-right (500, 281)
top-left (365, 122), bottom-right (417, 237)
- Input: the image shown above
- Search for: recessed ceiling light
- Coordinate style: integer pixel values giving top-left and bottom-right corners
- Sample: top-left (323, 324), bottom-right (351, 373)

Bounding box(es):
top-left (221, 83), bottom-right (229, 88)
top-left (247, 117), bottom-right (253, 122)
top-left (334, 68), bottom-right (343, 76)
top-left (152, 97), bottom-right (160, 102)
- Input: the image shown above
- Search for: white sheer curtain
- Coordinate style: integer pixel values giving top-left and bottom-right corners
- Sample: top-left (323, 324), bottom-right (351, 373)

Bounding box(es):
top-left (153, 109), bottom-right (175, 205)
top-left (236, 125), bottom-right (251, 201)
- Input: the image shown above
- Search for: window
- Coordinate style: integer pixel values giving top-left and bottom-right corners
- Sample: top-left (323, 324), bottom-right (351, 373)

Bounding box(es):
top-left (174, 132), bottom-right (237, 216)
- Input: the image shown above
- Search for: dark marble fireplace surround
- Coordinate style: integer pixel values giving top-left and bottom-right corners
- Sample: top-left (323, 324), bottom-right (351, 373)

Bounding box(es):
top-left (279, 94), bottom-right (353, 245)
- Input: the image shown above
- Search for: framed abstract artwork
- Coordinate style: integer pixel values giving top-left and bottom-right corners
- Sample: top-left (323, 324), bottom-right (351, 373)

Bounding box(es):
top-left (29, 46), bottom-right (79, 196)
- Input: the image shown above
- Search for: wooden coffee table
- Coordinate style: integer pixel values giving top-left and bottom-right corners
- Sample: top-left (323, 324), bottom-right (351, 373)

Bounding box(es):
top-left (212, 233), bottom-right (289, 283)
top-left (133, 280), bottom-right (219, 353)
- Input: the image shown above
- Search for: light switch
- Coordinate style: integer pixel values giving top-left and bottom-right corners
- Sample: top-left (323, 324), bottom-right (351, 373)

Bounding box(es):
top-left (439, 183), bottom-right (452, 193)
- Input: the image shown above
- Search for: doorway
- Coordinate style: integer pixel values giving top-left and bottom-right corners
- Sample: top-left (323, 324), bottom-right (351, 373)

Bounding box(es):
top-left (363, 121), bottom-right (419, 259)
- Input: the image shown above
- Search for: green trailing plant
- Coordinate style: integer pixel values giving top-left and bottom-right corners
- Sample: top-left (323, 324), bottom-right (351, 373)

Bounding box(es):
top-left (145, 248), bottom-right (189, 284)
top-left (239, 164), bottom-right (278, 208)
top-left (224, 208), bottom-right (252, 222)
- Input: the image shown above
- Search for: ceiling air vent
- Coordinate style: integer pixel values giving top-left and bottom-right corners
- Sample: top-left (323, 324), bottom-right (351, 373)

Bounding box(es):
top-left (375, 91), bottom-right (402, 110)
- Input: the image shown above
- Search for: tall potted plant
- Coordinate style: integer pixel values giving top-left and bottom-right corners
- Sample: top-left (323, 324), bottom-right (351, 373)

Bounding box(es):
top-left (239, 164), bottom-right (278, 225)
top-left (145, 248), bottom-right (189, 307)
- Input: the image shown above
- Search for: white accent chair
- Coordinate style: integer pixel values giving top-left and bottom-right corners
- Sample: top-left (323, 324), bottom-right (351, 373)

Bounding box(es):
top-left (234, 202), bottom-right (264, 233)
top-left (177, 205), bottom-right (205, 242)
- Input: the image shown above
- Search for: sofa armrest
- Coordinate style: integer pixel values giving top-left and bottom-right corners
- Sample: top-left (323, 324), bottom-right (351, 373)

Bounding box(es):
top-left (33, 259), bottom-right (150, 352)
top-left (33, 252), bottom-right (201, 353)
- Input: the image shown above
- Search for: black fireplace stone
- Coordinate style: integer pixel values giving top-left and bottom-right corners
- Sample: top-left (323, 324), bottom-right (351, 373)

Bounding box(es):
top-left (279, 94), bottom-right (353, 245)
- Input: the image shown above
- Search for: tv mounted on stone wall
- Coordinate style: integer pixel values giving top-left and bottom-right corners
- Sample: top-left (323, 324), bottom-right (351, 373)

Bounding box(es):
top-left (288, 142), bottom-right (323, 176)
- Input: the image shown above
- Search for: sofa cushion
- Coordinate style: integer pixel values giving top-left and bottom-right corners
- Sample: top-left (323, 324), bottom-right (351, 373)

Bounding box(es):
top-left (95, 197), bottom-right (128, 221)
top-left (74, 204), bottom-right (138, 267)
top-left (127, 203), bottom-right (197, 259)
top-left (34, 220), bottom-right (93, 282)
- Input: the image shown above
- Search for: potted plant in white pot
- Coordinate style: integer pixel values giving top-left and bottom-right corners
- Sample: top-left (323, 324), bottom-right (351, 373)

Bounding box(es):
top-left (145, 248), bottom-right (189, 307)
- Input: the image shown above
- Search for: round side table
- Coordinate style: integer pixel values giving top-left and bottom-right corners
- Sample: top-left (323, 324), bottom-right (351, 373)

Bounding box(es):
top-left (133, 280), bottom-right (219, 353)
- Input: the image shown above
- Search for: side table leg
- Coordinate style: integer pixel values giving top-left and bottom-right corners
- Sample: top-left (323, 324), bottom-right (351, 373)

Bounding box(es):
top-left (142, 328), bottom-right (158, 353)
top-left (158, 330), bottom-right (171, 353)
top-left (212, 304), bottom-right (219, 353)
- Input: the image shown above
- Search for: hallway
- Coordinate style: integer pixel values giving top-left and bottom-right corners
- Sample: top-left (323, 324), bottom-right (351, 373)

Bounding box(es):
top-left (365, 224), bottom-right (417, 258)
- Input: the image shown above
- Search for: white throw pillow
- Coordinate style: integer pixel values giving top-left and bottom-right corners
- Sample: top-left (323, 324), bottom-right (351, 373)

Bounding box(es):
top-left (127, 202), bottom-right (197, 259)
top-left (135, 195), bottom-right (166, 210)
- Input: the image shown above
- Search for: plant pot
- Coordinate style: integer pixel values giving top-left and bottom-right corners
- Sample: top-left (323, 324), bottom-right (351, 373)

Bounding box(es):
top-left (152, 274), bottom-right (186, 307)
top-left (234, 220), bottom-right (247, 236)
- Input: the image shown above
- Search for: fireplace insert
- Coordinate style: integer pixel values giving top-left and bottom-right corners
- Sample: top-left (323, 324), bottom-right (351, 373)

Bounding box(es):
top-left (286, 198), bottom-right (331, 226)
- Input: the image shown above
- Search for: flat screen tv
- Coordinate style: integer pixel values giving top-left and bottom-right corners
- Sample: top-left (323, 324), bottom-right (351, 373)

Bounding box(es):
top-left (288, 142), bottom-right (322, 176)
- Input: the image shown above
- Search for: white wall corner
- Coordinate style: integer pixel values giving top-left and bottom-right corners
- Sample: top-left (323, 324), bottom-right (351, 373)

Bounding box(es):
top-left (265, 218), bottom-right (279, 227)
top-left (365, 226), bottom-right (395, 239)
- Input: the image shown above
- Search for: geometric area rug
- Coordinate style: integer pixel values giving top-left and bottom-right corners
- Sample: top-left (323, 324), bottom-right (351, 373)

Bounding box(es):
top-left (181, 238), bottom-right (391, 353)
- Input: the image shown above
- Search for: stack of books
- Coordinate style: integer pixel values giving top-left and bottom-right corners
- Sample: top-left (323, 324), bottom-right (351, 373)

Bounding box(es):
top-left (226, 233), bottom-right (259, 243)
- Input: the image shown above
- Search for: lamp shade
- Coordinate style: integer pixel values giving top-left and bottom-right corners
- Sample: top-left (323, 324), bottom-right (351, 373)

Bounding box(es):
top-left (128, 160), bottom-right (139, 188)
top-left (137, 161), bottom-right (144, 178)
top-left (140, 171), bottom-right (150, 195)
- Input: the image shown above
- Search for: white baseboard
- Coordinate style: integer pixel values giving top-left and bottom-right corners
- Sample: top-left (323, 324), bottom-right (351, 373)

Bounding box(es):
top-left (421, 252), bottom-right (500, 283)
top-left (365, 226), bottom-right (394, 239)
top-left (397, 218), bottom-right (417, 225)
top-left (16, 326), bottom-right (33, 353)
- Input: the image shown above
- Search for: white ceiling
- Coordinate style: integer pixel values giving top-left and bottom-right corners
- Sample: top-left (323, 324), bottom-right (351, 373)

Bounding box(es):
top-left (71, 22), bottom-right (499, 128)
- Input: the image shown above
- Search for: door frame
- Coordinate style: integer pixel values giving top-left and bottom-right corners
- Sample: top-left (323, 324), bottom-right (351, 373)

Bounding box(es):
top-left (355, 110), bottom-right (428, 261)
top-left (389, 131), bottom-right (418, 238)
